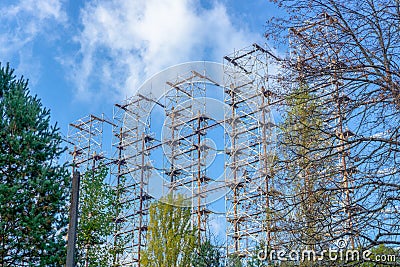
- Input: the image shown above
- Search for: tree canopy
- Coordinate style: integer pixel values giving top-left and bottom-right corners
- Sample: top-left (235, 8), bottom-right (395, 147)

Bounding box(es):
top-left (0, 63), bottom-right (69, 266)
top-left (140, 194), bottom-right (198, 267)
top-left (266, 0), bottom-right (400, 255)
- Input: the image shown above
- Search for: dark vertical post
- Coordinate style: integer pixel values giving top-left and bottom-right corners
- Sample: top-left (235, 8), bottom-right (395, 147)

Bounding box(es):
top-left (66, 170), bottom-right (80, 267)
top-left (196, 111), bottom-right (202, 244)
top-left (137, 133), bottom-right (145, 267)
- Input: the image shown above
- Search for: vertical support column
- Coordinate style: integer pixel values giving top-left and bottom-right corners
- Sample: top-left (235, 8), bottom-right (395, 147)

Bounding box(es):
top-left (112, 127), bottom-right (123, 266)
top-left (116, 95), bottom-right (155, 266)
top-left (224, 43), bottom-right (274, 261)
top-left (196, 112), bottom-right (202, 243)
top-left (163, 73), bottom-right (210, 242)
top-left (66, 170), bottom-right (80, 267)
top-left (231, 86), bottom-right (239, 253)
top-left (261, 87), bottom-right (271, 248)
top-left (137, 133), bottom-right (147, 267)
top-left (333, 69), bottom-right (354, 249)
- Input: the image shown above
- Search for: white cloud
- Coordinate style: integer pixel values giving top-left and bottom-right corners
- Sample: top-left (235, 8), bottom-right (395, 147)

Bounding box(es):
top-left (209, 214), bottom-right (226, 240)
top-left (71, 0), bottom-right (261, 102)
top-left (1, 0), bottom-right (66, 51)
top-left (0, 0), bottom-right (67, 83)
top-left (5, 0), bottom-right (66, 21)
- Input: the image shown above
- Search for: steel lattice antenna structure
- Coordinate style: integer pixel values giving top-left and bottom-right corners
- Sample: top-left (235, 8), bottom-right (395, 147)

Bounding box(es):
top-left (285, 13), bottom-right (362, 250)
top-left (67, 114), bottom-right (116, 264)
top-left (223, 44), bottom-right (280, 258)
top-left (67, 43), bottom-right (281, 266)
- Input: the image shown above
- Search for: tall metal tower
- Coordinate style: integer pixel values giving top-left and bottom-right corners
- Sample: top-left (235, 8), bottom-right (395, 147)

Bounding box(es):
top-left (67, 44), bottom-right (279, 266)
top-left (224, 44), bottom-right (277, 260)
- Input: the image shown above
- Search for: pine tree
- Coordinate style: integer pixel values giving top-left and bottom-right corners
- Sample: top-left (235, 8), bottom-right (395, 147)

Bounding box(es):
top-left (247, 241), bottom-right (266, 267)
top-left (140, 194), bottom-right (198, 267)
top-left (192, 239), bottom-right (222, 267)
top-left (226, 253), bottom-right (243, 267)
top-left (0, 63), bottom-right (69, 265)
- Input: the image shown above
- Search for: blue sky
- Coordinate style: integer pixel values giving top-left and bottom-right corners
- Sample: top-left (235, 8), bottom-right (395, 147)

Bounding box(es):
top-left (0, 0), bottom-right (282, 242)
top-left (0, 0), bottom-right (279, 134)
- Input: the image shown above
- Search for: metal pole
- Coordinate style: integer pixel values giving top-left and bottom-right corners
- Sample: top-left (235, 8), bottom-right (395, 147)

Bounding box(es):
top-left (66, 170), bottom-right (80, 267)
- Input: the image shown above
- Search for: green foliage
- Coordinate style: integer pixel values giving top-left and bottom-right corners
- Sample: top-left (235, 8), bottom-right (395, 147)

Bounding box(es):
top-left (0, 63), bottom-right (69, 265)
top-left (77, 164), bottom-right (116, 266)
top-left (279, 85), bottom-right (333, 247)
top-left (226, 253), bottom-right (243, 267)
top-left (248, 241), bottom-right (267, 267)
top-left (110, 174), bottom-right (128, 260)
top-left (359, 245), bottom-right (399, 267)
top-left (141, 194), bottom-right (198, 267)
top-left (192, 239), bottom-right (222, 267)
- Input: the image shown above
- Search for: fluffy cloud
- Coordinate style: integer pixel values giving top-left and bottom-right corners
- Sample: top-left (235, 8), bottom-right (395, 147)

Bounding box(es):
top-left (72, 0), bottom-right (260, 102)
top-left (0, 0), bottom-right (67, 83)
top-left (1, 0), bottom-right (66, 53)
